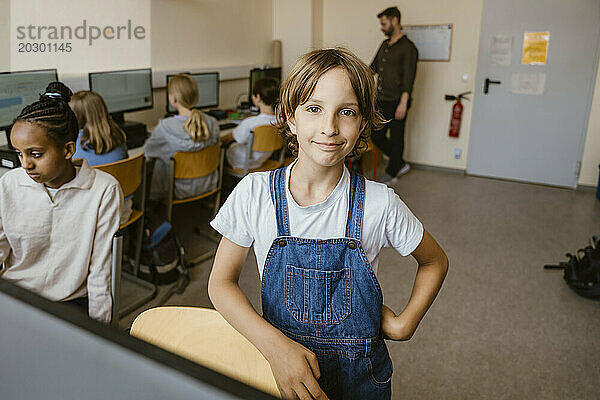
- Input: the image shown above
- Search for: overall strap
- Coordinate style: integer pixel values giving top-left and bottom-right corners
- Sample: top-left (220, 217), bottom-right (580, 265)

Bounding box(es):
top-left (269, 167), bottom-right (291, 237)
top-left (345, 171), bottom-right (365, 240)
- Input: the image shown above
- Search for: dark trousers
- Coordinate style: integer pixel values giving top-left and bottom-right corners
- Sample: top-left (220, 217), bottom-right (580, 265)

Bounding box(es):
top-left (371, 99), bottom-right (410, 176)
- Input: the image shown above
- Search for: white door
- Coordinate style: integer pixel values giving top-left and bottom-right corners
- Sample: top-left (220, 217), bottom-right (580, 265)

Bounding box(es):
top-left (467, 0), bottom-right (600, 188)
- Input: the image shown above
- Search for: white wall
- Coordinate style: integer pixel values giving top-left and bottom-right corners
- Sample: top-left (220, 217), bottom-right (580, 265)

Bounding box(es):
top-left (151, 0), bottom-right (271, 72)
top-left (273, 0), bottom-right (313, 77)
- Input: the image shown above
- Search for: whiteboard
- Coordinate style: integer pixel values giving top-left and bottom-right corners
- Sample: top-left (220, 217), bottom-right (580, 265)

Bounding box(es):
top-left (403, 24), bottom-right (453, 62)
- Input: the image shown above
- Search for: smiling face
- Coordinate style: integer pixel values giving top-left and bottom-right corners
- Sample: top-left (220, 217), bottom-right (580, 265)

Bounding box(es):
top-left (287, 67), bottom-right (365, 169)
top-left (10, 121), bottom-right (76, 188)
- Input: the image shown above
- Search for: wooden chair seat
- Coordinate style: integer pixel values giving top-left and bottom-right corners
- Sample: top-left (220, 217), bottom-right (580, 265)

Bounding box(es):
top-left (119, 209), bottom-right (143, 230)
top-left (171, 188), bottom-right (219, 205)
top-left (130, 306), bottom-right (280, 397)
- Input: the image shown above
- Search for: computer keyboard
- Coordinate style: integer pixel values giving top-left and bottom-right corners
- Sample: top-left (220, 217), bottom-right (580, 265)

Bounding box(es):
top-left (219, 122), bottom-right (238, 130)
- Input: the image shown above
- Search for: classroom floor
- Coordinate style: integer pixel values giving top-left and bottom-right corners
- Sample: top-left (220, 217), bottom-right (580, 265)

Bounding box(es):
top-left (120, 167), bottom-right (600, 400)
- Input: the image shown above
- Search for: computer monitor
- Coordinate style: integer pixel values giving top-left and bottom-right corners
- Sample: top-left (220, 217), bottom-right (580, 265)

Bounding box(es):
top-left (166, 72), bottom-right (219, 114)
top-left (0, 69), bottom-right (59, 132)
top-left (248, 67), bottom-right (281, 103)
top-left (89, 68), bottom-right (153, 121)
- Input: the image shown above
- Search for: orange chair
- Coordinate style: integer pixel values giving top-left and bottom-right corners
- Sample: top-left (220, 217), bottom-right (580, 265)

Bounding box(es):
top-left (166, 143), bottom-right (224, 224)
top-left (94, 153), bottom-right (157, 324)
top-left (166, 143), bottom-right (225, 264)
top-left (225, 125), bottom-right (285, 178)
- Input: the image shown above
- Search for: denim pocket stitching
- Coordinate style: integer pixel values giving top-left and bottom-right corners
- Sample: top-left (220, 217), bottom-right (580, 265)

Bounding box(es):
top-left (285, 265), bottom-right (352, 325)
top-left (366, 356), bottom-right (392, 388)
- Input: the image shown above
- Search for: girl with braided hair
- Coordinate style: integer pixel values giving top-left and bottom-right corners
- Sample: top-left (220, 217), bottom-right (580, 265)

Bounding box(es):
top-left (0, 81), bottom-right (123, 324)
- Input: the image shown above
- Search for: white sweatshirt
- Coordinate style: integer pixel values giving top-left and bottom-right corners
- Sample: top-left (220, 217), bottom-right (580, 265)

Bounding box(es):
top-left (0, 159), bottom-right (123, 323)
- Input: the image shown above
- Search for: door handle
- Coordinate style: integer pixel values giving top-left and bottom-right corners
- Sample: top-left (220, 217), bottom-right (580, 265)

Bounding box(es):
top-left (484, 78), bottom-right (501, 94)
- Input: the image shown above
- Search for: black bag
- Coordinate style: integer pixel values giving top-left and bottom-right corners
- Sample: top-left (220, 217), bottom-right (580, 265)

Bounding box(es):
top-left (545, 238), bottom-right (600, 299)
top-left (139, 215), bottom-right (186, 285)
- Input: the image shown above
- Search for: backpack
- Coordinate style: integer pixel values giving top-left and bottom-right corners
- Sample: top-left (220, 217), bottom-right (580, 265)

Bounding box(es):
top-left (545, 237), bottom-right (600, 299)
top-left (139, 215), bottom-right (186, 285)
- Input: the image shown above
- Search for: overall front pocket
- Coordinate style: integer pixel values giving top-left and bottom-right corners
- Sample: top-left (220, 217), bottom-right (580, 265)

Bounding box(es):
top-left (285, 265), bottom-right (351, 324)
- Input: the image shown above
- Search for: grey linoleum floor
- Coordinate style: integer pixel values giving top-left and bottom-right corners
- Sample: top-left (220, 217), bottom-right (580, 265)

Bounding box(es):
top-left (120, 167), bottom-right (600, 400)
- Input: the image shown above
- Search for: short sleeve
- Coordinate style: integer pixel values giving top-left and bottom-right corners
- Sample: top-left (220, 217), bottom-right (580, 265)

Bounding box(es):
top-left (384, 188), bottom-right (423, 256)
top-left (210, 175), bottom-right (255, 247)
top-left (232, 119), bottom-right (252, 144)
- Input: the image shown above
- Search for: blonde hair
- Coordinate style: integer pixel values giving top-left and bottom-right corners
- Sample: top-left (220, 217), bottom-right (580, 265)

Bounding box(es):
top-left (168, 74), bottom-right (210, 142)
top-left (276, 47), bottom-right (386, 157)
top-left (69, 91), bottom-right (126, 154)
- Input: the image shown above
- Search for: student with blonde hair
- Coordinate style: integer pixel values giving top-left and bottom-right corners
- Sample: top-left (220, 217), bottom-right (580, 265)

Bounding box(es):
top-left (144, 73), bottom-right (220, 200)
top-left (70, 90), bottom-right (131, 224)
top-left (70, 90), bottom-right (129, 166)
top-left (209, 48), bottom-right (448, 399)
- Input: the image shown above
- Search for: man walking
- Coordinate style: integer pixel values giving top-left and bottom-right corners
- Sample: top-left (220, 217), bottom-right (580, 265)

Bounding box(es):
top-left (371, 6), bottom-right (418, 184)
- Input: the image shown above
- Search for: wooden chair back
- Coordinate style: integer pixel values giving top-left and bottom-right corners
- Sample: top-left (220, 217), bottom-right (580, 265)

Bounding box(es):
top-left (172, 143), bottom-right (221, 179)
top-left (94, 152), bottom-right (145, 198)
top-left (252, 125), bottom-right (284, 152)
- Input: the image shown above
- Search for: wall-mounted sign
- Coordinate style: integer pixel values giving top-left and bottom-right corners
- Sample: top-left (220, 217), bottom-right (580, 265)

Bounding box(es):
top-left (403, 24), bottom-right (453, 62)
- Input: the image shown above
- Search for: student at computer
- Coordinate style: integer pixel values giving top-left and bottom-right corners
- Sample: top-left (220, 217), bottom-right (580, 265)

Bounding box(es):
top-left (70, 90), bottom-right (131, 224)
top-left (144, 73), bottom-right (220, 201)
top-left (70, 90), bottom-right (129, 167)
top-left (0, 82), bottom-right (123, 324)
top-left (220, 77), bottom-right (279, 169)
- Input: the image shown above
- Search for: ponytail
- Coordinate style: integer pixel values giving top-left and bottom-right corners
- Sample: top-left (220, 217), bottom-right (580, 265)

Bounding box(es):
top-left (184, 109), bottom-right (210, 142)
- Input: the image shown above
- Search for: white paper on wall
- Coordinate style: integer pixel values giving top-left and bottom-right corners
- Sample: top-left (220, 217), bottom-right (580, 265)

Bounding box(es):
top-left (511, 72), bottom-right (546, 95)
top-left (490, 35), bottom-right (512, 65)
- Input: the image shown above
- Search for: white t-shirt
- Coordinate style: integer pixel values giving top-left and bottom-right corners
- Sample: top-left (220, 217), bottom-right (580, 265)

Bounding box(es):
top-left (210, 163), bottom-right (424, 279)
top-left (226, 113), bottom-right (277, 169)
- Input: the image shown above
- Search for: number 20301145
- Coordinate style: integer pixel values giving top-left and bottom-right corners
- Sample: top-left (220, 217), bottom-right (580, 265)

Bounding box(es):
top-left (17, 42), bottom-right (72, 53)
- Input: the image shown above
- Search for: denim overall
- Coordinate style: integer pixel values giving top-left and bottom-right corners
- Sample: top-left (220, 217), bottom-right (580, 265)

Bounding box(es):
top-left (262, 167), bottom-right (393, 399)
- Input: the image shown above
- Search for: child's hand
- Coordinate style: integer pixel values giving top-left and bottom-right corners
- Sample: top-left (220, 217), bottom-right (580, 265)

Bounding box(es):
top-left (265, 335), bottom-right (330, 400)
top-left (381, 304), bottom-right (417, 341)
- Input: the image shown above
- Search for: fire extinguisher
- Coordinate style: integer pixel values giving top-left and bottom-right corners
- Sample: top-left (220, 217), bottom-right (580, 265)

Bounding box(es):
top-left (445, 91), bottom-right (471, 137)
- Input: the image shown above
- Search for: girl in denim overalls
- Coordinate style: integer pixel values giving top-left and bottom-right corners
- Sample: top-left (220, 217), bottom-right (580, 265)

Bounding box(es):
top-left (209, 48), bottom-right (448, 400)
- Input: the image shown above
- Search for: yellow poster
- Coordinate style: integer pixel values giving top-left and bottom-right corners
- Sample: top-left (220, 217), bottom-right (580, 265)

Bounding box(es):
top-left (521, 32), bottom-right (549, 65)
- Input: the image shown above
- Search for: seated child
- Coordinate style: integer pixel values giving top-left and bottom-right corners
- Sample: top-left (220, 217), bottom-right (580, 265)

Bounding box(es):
top-left (70, 90), bottom-right (131, 224)
top-left (144, 73), bottom-right (220, 200)
top-left (0, 82), bottom-right (123, 324)
top-left (70, 90), bottom-right (129, 166)
top-left (221, 77), bottom-right (279, 170)
top-left (208, 48), bottom-right (448, 400)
